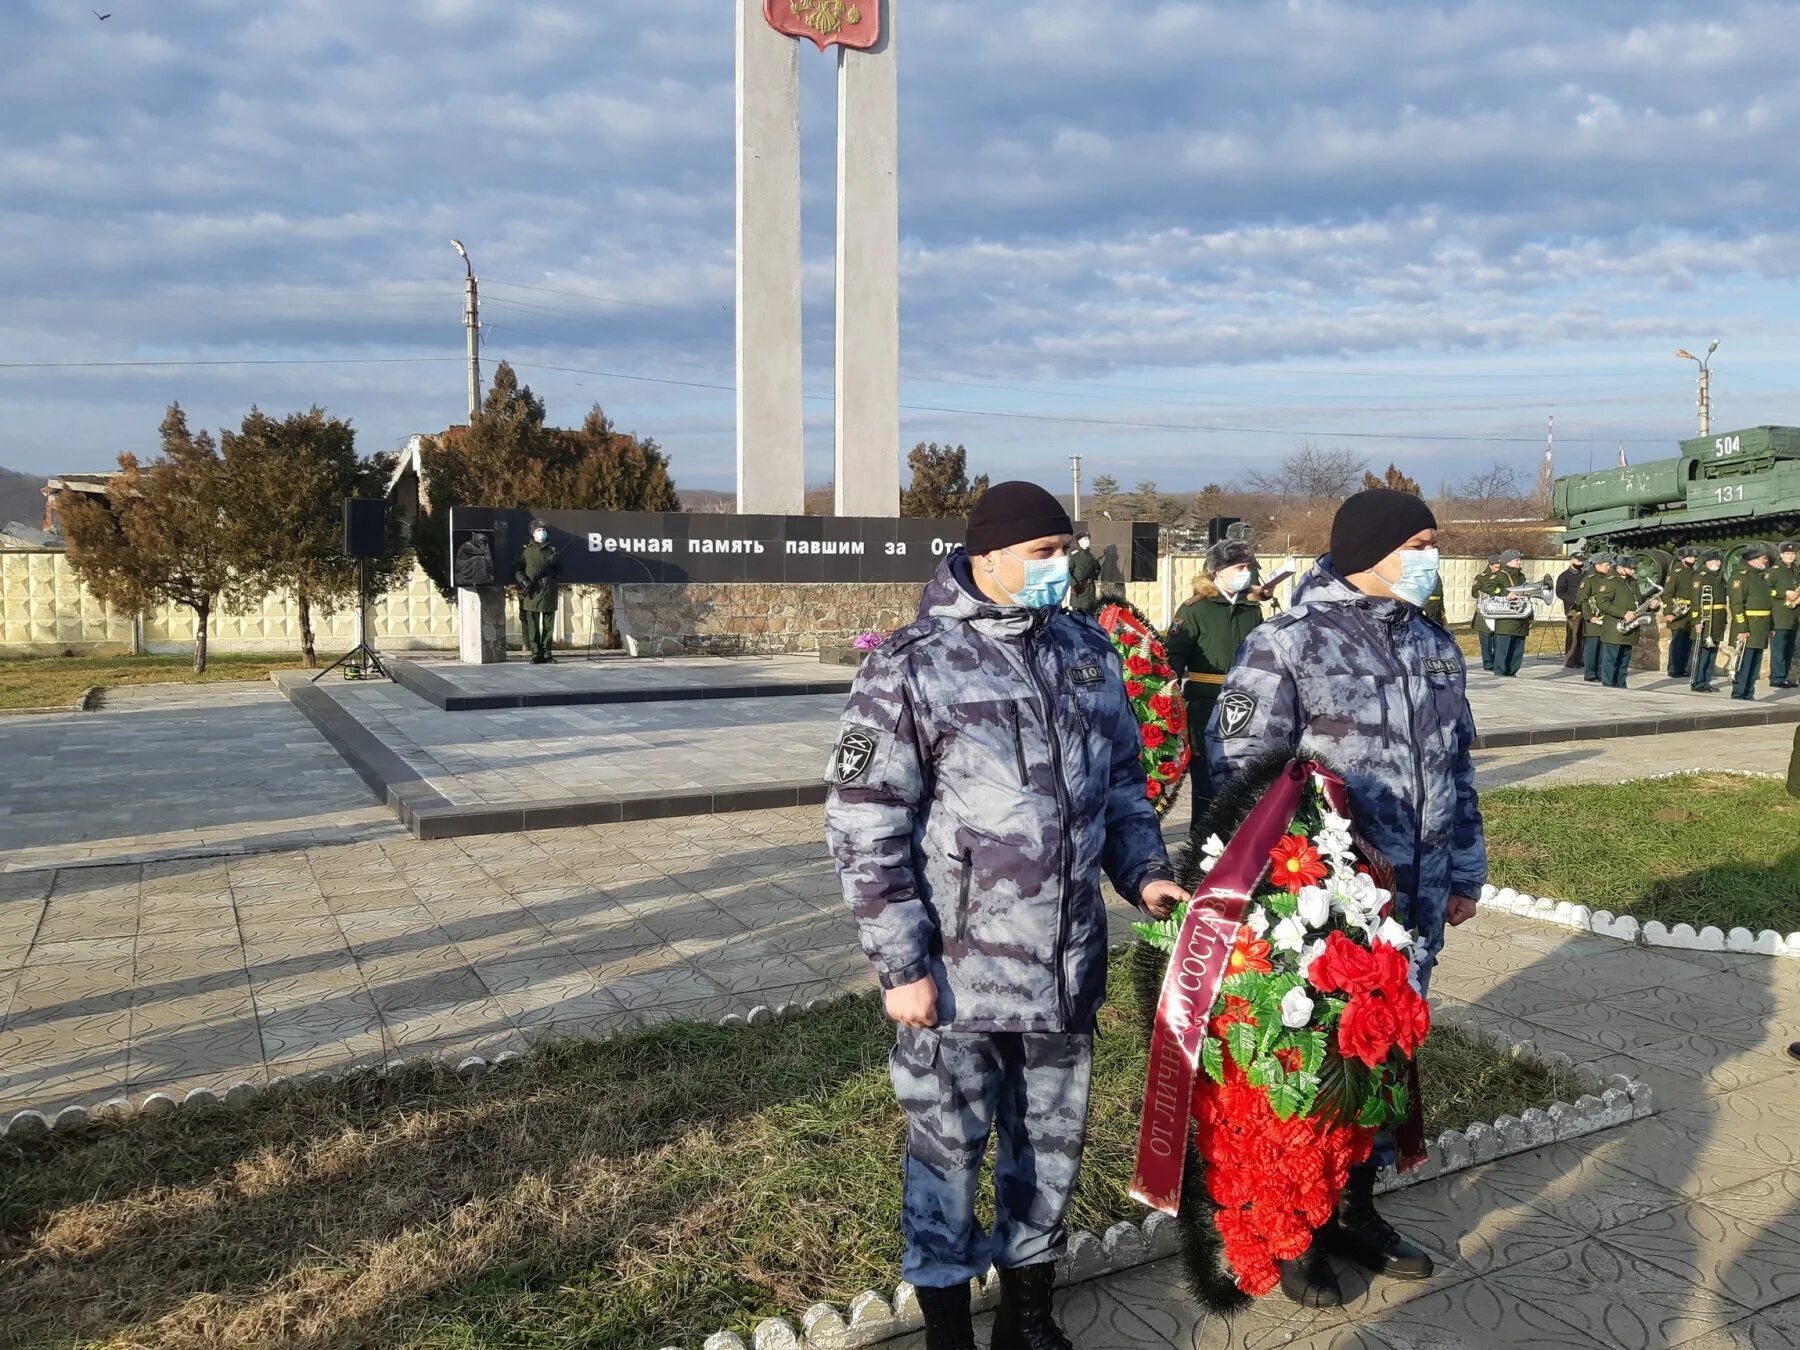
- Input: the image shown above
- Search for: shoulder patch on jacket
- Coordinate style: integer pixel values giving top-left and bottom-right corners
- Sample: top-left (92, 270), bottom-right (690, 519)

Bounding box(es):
top-left (1423, 657), bottom-right (1459, 674)
top-left (1217, 689), bottom-right (1258, 738)
top-left (829, 729), bottom-right (880, 784)
top-left (1069, 662), bottom-right (1106, 686)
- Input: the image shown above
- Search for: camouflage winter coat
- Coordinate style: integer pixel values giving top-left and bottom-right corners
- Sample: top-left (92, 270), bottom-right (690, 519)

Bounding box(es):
top-left (824, 554), bottom-right (1173, 1033)
top-left (1204, 558), bottom-right (1487, 975)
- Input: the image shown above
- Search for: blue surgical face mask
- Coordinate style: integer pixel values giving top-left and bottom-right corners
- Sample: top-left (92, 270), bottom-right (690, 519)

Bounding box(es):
top-left (1390, 547), bottom-right (1440, 607)
top-left (1002, 549), bottom-right (1071, 609)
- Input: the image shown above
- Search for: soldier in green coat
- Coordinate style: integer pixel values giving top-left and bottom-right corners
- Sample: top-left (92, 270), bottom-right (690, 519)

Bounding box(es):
top-left (1731, 544), bottom-right (1778, 700)
top-left (1166, 539), bottom-right (1265, 842)
top-left (1420, 574), bottom-right (1445, 626)
top-left (1470, 555), bottom-right (1504, 672)
top-left (1592, 556), bottom-right (1650, 688)
top-left (515, 519), bottom-right (561, 664)
top-left (1689, 549), bottom-right (1729, 693)
top-left (1579, 554), bottom-right (1613, 682)
top-left (1768, 540), bottom-right (1798, 688)
top-left (1492, 549), bottom-right (1533, 676)
top-left (1067, 533), bottom-right (1102, 615)
top-left (1663, 543), bottom-right (1701, 680)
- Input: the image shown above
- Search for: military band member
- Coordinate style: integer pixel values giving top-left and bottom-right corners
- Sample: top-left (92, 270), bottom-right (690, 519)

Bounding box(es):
top-left (1731, 544), bottom-right (1778, 701)
top-left (1555, 551), bottom-right (1587, 669)
top-left (1471, 555), bottom-right (1504, 673)
top-left (1769, 540), bottom-right (1799, 689)
top-left (1593, 555), bottom-right (1649, 688)
top-left (1490, 548), bottom-right (1531, 677)
top-left (1690, 550), bottom-right (1729, 693)
top-left (1580, 554), bottom-right (1615, 682)
top-left (1663, 543), bottom-right (1701, 680)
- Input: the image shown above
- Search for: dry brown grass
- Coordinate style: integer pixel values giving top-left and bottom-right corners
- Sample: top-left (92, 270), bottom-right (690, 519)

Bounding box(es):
top-left (0, 960), bottom-right (1595, 1350)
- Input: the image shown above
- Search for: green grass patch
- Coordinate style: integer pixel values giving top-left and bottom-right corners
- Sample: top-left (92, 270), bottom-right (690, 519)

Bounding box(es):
top-left (0, 652), bottom-right (311, 711)
top-left (1484, 772), bottom-right (1800, 934)
top-left (0, 953), bottom-right (1596, 1350)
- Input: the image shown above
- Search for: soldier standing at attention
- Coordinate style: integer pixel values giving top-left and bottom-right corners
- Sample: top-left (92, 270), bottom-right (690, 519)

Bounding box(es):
top-left (1593, 555), bottom-right (1648, 689)
top-left (1690, 549), bottom-right (1729, 693)
top-left (514, 519), bottom-right (560, 665)
top-left (1731, 544), bottom-right (1778, 701)
top-left (1066, 531), bottom-right (1101, 616)
top-left (1580, 554), bottom-right (1614, 682)
top-left (1555, 550), bottom-right (1587, 669)
top-left (1470, 555), bottom-right (1504, 673)
top-left (1166, 539), bottom-right (1266, 845)
top-left (1768, 540), bottom-right (1799, 689)
top-left (1209, 489), bottom-right (1485, 1307)
top-left (1489, 548), bottom-right (1532, 678)
top-left (1664, 543), bottom-right (1701, 680)
top-left (825, 481), bottom-right (1185, 1350)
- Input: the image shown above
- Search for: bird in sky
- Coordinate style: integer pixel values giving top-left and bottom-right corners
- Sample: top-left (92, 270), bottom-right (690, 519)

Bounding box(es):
top-left (93, 10), bottom-right (111, 19)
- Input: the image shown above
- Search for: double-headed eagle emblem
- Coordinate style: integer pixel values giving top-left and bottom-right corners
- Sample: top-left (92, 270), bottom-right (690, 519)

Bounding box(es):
top-left (764, 0), bottom-right (881, 51)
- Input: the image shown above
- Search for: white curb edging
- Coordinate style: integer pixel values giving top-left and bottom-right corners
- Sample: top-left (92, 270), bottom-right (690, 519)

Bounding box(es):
top-left (1478, 881), bottom-right (1800, 958)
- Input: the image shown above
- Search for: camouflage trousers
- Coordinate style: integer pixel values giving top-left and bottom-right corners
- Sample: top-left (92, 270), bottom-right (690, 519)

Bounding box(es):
top-left (890, 1027), bottom-right (1093, 1287)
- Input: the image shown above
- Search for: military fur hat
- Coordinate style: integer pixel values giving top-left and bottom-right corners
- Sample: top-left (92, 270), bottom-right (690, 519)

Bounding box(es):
top-left (528, 518), bottom-right (548, 534)
top-left (1499, 549), bottom-right (1523, 565)
top-left (1699, 547), bottom-right (1725, 564)
top-left (1485, 553), bottom-right (1502, 566)
top-left (1780, 540), bottom-right (1799, 554)
top-left (1569, 548), bottom-right (1587, 561)
top-left (1677, 542), bottom-right (1699, 558)
top-left (1592, 553), bottom-right (1614, 567)
top-left (1740, 542), bottom-right (1773, 563)
top-left (1614, 554), bottom-right (1637, 572)
top-left (1205, 539), bottom-right (1255, 576)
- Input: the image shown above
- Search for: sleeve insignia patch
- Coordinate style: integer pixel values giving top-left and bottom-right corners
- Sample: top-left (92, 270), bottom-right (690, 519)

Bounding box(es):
top-left (1218, 689), bottom-right (1258, 738)
top-left (830, 729), bottom-right (879, 783)
top-left (1069, 663), bottom-right (1105, 686)
top-left (1423, 657), bottom-right (1460, 674)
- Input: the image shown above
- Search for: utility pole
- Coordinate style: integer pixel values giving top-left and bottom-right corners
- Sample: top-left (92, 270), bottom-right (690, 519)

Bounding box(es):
top-left (1069, 454), bottom-right (1082, 523)
top-left (1676, 339), bottom-right (1719, 437)
top-left (453, 239), bottom-right (481, 421)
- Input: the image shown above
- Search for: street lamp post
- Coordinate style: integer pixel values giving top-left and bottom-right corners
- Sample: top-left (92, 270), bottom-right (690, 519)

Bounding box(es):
top-left (1069, 455), bottom-right (1082, 523)
top-left (452, 239), bottom-right (480, 422)
top-left (1675, 339), bottom-right (1719, 437)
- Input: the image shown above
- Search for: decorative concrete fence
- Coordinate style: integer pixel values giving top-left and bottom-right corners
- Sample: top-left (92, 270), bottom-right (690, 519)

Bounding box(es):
top-left (5, 547), bottom-right (1581, 660)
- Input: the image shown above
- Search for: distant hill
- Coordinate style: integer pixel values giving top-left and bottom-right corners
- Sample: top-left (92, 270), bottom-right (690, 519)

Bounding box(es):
top-left (679, 488), bottom-right (736, 513)
top-left (0, 467), bottom-right (47, 528)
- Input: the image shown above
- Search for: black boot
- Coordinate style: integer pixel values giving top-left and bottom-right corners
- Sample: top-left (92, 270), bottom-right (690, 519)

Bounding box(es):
top-left (1330, 1165), bottom-right (1434, 1280)
top-left (1279, 1229), bottom-right (1344, 1307)
top-left (990, 1263), bottom-right (1071, 1350)
top-left (914, 1282), bottom-right (976, 1350)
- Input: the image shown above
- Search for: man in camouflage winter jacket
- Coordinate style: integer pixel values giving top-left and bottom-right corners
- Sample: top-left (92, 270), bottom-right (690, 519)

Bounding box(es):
top-left (826, 481), bottom-right (1184, 1350)
top-left (1207, 488), bottom-right (1487, 1308)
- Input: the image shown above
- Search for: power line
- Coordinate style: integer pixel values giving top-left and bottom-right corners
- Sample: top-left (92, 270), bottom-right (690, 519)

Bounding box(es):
top-left (0, 355), bottom-right (460, 370)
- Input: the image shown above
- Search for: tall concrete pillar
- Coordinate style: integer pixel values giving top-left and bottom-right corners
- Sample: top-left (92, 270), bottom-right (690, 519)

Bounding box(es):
top-left (736, 0), bottom-right (806, 516)
top-left (834, 0), bottom-right (901, 518)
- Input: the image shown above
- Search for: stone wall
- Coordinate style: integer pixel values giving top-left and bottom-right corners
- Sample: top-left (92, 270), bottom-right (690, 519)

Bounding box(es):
top-left (614, 582), bottom-right (924, 656)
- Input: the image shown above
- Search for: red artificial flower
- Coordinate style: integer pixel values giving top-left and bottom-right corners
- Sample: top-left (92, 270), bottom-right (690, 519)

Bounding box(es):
top-left (1126, 654), bottom-right (1153, 677)
top-left (1151, 639), bottom-right (1167, 659)
top-left (1145, 778), bottom-right (1163, 800)
top-left (1308, 936), bottom-right (1431, 1067)
top-left (1159, 758), bottom-right (1183, 780)
top-left (1149, 691), bottom-right (1179, 721)
top-left (1274, 1046), bottom-right (1303, 1073)
top-left (1267, 834), bottom-right (1328, 893)
top-left (1227, 931), bottom-right (1274, 976)
top-left (1125, 680), bottom-right (1147, 700)
top-left (1142, 723), bottom-right (1168, 750)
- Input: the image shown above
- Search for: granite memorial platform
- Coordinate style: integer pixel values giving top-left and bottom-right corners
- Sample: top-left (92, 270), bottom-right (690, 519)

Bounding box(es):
top-left (278, 658), bottom-right (1800, 841)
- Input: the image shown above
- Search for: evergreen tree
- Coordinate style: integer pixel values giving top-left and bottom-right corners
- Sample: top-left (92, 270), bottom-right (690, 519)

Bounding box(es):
top-left (900, 441), bottom-right (988, 518)
top-left (1360, 463), bottom-right (1423, 495)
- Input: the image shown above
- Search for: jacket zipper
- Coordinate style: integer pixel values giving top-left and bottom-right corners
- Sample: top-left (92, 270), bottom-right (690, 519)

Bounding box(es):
top-left (956, 850), bottom-right (973, 943)
top-left (1387, 617), bottom-right (1428, 884)
top-left (1011, 709), bottom-right (1028, 787)
top-left (1026, 620), bottom-right (1075, 1028)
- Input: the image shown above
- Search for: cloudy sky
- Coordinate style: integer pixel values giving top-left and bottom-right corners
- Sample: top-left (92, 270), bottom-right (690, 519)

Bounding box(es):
top-left (6, 0), bottom-right (1800, 496)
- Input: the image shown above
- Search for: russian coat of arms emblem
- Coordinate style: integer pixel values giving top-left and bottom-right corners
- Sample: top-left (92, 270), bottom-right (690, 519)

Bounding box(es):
top-left (764, 0), bottom-right (881, 52)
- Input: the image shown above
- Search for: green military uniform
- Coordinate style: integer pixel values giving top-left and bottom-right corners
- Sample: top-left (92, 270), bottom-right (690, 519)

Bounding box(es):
top-left (1730, 559), bottom-right (1777, 700)
top-left (1420, 577), bottom-right (1445, 626)
top-left (1768, 543), bottom-right (1798, 688)
top-left (1662, 555), bottom-right (1700, 679)
top-left (1068, 543), bottom-right (1102, 615)
top-left (515, 529), bottom-right (560, 664)
top-left (1578, 561), bottom-right (1613, 682)
top-left (1473, 560), bottom-right (1530, 675)
top-left (1591, 569), bottom-right (1641, 688)
top-left (1470, 562), bottom-right (1503, 672)
top-left (1167, 562), bottom-right (1263, 840)
top-left (1689, 558), bottom-right (1729, 692)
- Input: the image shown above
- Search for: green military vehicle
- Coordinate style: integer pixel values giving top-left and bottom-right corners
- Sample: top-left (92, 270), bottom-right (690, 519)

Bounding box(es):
top-left (1555, 425), bottom-right (1800, 551)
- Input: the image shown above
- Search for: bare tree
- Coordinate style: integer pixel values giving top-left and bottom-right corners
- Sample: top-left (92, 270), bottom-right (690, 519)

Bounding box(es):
top-left (1456, 461), bottom-right (1525, 521)
top-left (1246, 442), bottom-right (1367, 499)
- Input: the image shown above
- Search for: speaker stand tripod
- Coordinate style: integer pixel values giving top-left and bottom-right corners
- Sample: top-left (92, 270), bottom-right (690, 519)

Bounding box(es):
top-left (313, 558), bottom-right (391, 682)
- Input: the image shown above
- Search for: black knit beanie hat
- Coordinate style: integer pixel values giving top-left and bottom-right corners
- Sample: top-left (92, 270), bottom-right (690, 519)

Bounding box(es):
top-left (1328, 489), bottom-right (1438, 576)
top-left (965, 481), bottom-right (1073, 556)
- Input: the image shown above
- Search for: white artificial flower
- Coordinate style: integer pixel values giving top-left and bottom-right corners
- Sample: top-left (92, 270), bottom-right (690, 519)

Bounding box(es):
top-left (1298, 938), bottom-right (1328, 985)
top-left (1295, 885), bottom-right (1331, 930)
top-left (1376, 917), bottom-right (1415, 950)
top-left (1315, 811), bottom-right (1355, 861)
top-left (1280, 985), bottom-right (1316, 1029)
top-left (1198, 834), bottom-right (1226, 874)
top-left (1243, 907), bottom-right (1270, 938)
top-left (1271, 914), bottom-right (1308, 954)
